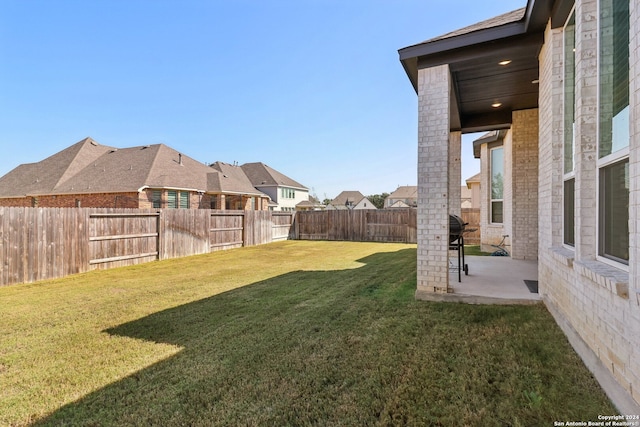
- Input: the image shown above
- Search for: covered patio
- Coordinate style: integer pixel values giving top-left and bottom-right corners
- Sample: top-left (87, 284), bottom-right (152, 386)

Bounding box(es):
top-left (398, 4), bottom-right (548, 298)
top-left (417, 255), bottom-right (541, 305)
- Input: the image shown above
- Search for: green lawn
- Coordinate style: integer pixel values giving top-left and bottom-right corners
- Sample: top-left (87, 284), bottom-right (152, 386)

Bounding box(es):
top-left (0, 241), bottom-right (615, 426)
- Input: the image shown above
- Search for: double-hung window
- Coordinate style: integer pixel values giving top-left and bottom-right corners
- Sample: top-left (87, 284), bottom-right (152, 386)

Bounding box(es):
top-left (167, 191), bottom-right (178, 209)
top-left (598, 0), bottom-right (629, 265)
top-left (563, 9), bottom-right (576, 247)
top-left (490, 147), bottom-right (504, 224)
top-left (152, 190), bottom-right (162, 209)
top-left (179, 192), bottom-right (189, 209)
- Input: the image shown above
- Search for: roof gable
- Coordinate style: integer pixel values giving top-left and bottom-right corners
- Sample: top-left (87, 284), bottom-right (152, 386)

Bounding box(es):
top-left (210, 162), bottom-right (266, 196)
top-left (330, 190), bottom-right (366, 206)
top-left (0, 137), bottom-right (114, 197)
top-left (241, 162), bottom-right (307, 190)
top-left (388, 186), bottom-right (417, 199)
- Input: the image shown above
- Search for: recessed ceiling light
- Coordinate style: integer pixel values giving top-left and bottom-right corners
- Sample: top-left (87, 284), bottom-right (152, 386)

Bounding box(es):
top-left (498, 60), bottom-right (512, 66)
top-left (491, 102), bottom-right (502, 108)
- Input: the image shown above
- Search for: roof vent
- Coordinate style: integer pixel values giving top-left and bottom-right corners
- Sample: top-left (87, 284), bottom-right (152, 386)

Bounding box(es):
top-left (89, 140), bottom-right (98, 146)
top-left (109, 149), bottom-right (117, 153)
top-left (179, 154), bottom-right (183, 165)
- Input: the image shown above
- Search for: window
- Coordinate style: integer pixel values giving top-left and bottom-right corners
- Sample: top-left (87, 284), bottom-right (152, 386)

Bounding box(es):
top-left (179, 192), bottom-right (189, 209)
top-left (210, 195), bottom-right (218, 209)
top-left (152, 190), bottom-right (162, 209)
top-left (167, 191), bottom-right (177, 209)
top-left (490, 147), bottom-right (504, 224)
top-left (598, 0), bottom-right (629, 264)
top-left (281, 188), bottom-right (295, 199)
top-left (563, 9), bottom-right (576, 246)
top-left (599, 159), bottom-right (629, 263)
top-left (564, 179), bottom-right (575, 246)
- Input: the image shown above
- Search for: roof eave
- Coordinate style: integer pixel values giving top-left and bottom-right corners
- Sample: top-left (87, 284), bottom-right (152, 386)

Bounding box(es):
top-left (399, 21), bottom-right (527, 90)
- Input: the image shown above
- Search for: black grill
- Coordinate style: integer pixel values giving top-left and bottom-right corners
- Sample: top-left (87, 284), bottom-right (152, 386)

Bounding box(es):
top-left (449, 214), bottom-right (469, 282)
top-left (449, 214), bottom-right (466, 243)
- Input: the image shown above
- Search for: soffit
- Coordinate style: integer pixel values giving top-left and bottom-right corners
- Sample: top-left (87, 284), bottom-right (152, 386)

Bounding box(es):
top-left (399, 0), bottom-right (555, 133)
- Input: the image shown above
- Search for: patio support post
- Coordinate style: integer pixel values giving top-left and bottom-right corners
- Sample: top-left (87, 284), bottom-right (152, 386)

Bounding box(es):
top-left (449, 131), bottom-right (462, 218)
top-left (510, 109), bottom-right (539, 260)
top-left (416, 64), bottom-right (451, 297)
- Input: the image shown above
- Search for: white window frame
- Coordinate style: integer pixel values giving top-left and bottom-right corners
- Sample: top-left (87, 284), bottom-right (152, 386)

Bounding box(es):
top-left (563, 7), bottom-right (576, 249)
top-left (489, 146), bottom-right (504, 225)
top-left (595, 0), bottom-right (630, 270)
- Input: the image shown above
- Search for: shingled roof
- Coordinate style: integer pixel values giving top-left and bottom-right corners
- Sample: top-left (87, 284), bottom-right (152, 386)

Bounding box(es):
top-left (330, 191), bottom-right (367, 207)
top-left (406, 8), bottom-right (526, 48)
top-left (0, 138), bottom-right (265, 198)
top-left (209, 162), bottom-right (266, 196)
top-left (241, 162), bottom-right (307, 190)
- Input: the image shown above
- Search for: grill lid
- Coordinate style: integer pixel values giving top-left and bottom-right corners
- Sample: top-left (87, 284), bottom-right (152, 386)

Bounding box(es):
top-left (449, 214), bottom-right (466, 242)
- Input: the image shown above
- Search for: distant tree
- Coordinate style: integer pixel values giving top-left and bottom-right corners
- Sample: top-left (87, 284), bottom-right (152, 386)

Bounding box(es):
top-left (367, 193), bottom-right (389, 209)
top-left (322, 198), bottom-right (332, 206)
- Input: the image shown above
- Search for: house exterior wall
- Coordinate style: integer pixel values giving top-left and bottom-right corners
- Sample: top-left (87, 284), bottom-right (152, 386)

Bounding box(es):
top-left (415, 64), bottom-right (451, 296)
top-left (0, 192), bottom-right (140, 208)
top-left (538, 0), bottom-right (640, 410)
top-left (511, 108), bottom-right (539, 260)
top-left (256, 186), bottom-right (308, 211)
top-left (354, 198), bottom-right (376, 210)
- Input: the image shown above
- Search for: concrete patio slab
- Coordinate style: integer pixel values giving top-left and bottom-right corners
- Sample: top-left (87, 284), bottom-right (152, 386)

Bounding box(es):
top-left (416, 255), bottom-right (541, 305)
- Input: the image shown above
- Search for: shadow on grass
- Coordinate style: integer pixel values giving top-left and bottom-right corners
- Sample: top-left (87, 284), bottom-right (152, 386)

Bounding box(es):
top-left (34, 248), bottom-right (615, 426)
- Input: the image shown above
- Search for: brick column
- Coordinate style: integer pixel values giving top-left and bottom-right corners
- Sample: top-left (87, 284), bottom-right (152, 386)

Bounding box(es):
top-left (449, 131), bottom-right (462, 217)
top-left (416, 64), bottom-right (451, 296)
top-left (574, 0), bottom-right (598, 260)
top-left (538, 24), bottom-right (565, 252)
top-left (511, 109), bottom-right (539, 260)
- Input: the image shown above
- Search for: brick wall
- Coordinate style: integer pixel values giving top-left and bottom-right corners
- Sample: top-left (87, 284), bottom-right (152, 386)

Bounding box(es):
top-left (0, 193), bottom-right (140, 208)
top-left (511, 108), bottom-right (539, 260)
top-left (539, 1), bottom-right (640, 410)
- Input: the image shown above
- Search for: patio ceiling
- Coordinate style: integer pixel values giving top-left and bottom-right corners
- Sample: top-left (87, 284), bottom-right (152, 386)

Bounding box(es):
top-left (398, 0), bottom-right (569, 134)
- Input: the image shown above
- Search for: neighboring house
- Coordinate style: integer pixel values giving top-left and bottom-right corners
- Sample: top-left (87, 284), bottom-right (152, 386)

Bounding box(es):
top-left (399, 0), bottom-right (640, 412)
top-left (326, 191), bottom-right (376, 210)
top-left (0, 137), bottom-right (269, 210)
top-left (295, 195), bottom-right (325, 211)
top-left (208, 162), bottom-right (271, 210)
top-left (464, 172), bottom-right (481, 210)
top-left (241, 162), bottom-right (309, 211)
top-left (384, 186), bottom-right (417, 208)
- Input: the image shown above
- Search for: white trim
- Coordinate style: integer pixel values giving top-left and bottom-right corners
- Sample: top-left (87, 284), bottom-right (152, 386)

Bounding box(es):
top-left (595, 0), bottom-right (630, 267)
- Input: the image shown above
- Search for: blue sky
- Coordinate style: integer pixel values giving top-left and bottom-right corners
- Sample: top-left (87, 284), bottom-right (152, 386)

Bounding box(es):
top-left (0, 0), bottom-right (526, 200)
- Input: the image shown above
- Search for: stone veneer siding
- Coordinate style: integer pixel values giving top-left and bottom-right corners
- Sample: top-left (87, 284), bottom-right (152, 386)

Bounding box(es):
top-left (539, 0), bottom-right (640, 411)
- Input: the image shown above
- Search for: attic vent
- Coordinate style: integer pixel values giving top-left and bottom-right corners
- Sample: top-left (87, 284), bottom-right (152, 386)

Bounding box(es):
top-left (90, 140), bottom-right (98, 146)
top-left (223, 174), bottom-right (228, 178)
top-left (109, 149), bottom-right (117, 153)
top-left (142, 145), bottom-right (150, 149)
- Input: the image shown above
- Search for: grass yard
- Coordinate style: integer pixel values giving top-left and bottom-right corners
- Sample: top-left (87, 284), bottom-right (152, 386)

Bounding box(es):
top-left (0, 240), bottom-right (615, 426)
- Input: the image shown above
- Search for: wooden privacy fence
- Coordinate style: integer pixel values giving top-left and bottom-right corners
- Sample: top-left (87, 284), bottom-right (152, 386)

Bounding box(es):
top-left (293, 209), bottom-right (417, 243)
top-left (0, 207), bottom-right (294, 287)
top-left (460, 208), bottom-right (480, 245)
